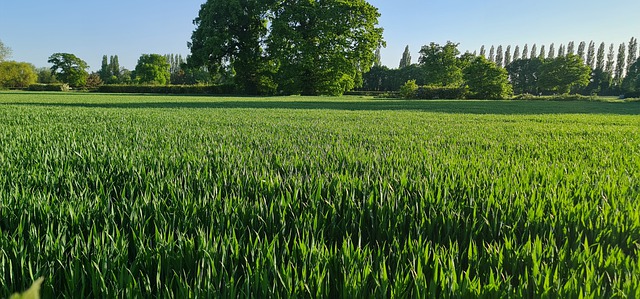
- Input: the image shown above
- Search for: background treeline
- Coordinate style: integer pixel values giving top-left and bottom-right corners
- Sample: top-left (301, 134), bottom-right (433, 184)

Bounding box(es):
top-left (363, 37), bottom-right (640, 98)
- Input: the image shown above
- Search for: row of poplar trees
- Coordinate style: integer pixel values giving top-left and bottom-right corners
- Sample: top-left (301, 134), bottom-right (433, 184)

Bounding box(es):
top-left (187, 0), bottom-right (384, 96)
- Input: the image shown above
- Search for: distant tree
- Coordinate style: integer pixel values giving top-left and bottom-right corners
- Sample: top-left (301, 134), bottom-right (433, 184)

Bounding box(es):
top-left (488, 46), bottom-right (495, 63)
top-left (0, 39), bottom-right (11, 62)
top-left (530, 44), bottom-right (537, 59)
top-left (538, 54), bottom-right (591, 94)
top-left (495, 45), bottom-right (503, 67)
top-left (399, 45), bottom-right (412, 68)
top-left (584, 68), bottom-right (612, 96)
top-left (606, 44), bottom-right (616, 75)
top-left (48, 53), bottom-right (89, 87)
top-left (418, 41), bottom-right (464, 86)
top-left (269, 0), bottom-right (384, 95)
top-left (373, 47), bottom-right (382, 67)
top-left (558, 44), bottom-right (566, 57)
top-left (547, 43), bottom-right (555, 59)
top-left (627, 37), bottom-right (638, 74)
top-left (513, 45), bottom-right (521, 61)
top-left (522, 44), bottom-right (529, 59)
top-left (614, 43), bottom-right (627, 84)
top-left (539, 45), bottom-right (546, 60)
top-left (596, 42), bottom-right (606, 70)
top-left (479, 45), bottom-right (486, 58)
top-left (586, 41), bottom-right (596, 69)
top-left (0, 61), bottom-right (37, 88)
top-left (567, 41), bottom-right (575, 55)
top-left (99, 55), bottom-right (110, 82)
top-left (506, 58), bottom-right (544, 94)
top-left (464, 56), bottom-right (512, 99)
top-left (134, 54), bottom-right (171, 85)
top-left (622, 58), bottom-right (640, 92)
top-left (504, 45), bottom-right (512, 66)
top-left (577, 41), bottom-right (586, 61)
top-left (85, 73), bottom-right (103, 89)
top-left (36, 67), bottom-right (57, 83)
top-left (362, 65), bottom-right (390, 91)
top-left (109, 55), bottom-right (120, 79)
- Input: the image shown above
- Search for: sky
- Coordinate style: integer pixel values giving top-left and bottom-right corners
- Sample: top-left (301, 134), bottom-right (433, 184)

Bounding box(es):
top-left (1, 0), bottom-right (639, 71)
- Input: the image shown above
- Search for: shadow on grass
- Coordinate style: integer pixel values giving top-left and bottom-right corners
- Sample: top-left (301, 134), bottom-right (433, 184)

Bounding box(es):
top-left (2, 97), bottom-right (640, 115)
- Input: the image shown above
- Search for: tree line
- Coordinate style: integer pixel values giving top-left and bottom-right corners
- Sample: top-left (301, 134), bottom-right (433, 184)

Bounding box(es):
top-left (363, 37), bottom-right (640, 98)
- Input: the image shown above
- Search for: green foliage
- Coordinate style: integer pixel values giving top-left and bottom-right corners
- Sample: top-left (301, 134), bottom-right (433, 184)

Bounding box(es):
top-left (0, 94), bottom-right (639, 297)
top-left (463, 56), bottom-right (512, 99)
top-left (418, 42), bottom-right (463, 87)
top-left (399, 45), bottom-right (412, 68)
top-left (269, 0), bottom-right (384, 95)
top-left (621, 58), bottom-right (640, 93)
top-left (28, 83), bottom-right (70, 91)
top-left (96, 84), bottom-right (235, 94)
top-left (0, 39), bottom-right (12, 62)
top-left (415, 85), bottom-right (468, 99)
top-left (538, 54), bottom-right (591, 94)
top-left (48, 53), bottom-right (89, 87)
top-left (0, 61), bottom-right (37, 89)
top-left (399, 79), bottom-right (418, 98)
top-left (134, 54), bottom-right (171, 85)
top-left (506, 58), bottom-right (544, 95)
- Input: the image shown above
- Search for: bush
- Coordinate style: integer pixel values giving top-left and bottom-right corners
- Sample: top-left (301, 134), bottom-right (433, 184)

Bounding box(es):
top-left (399, 80), bottom-right (419, 98)
top-left (415, 85), bottom-right (468, 99)
top-left (28, 83), bottom-right (70, 91)
top-left (96, 84), bottom-right (236, 95)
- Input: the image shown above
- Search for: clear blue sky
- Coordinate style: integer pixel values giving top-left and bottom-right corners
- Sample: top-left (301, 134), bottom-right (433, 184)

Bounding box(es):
top-left (1, 0), bottom-right (639, 70)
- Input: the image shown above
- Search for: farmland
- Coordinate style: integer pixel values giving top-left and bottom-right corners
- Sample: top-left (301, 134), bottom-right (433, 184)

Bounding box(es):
top-left (1, 92), bottom-right (639, 298)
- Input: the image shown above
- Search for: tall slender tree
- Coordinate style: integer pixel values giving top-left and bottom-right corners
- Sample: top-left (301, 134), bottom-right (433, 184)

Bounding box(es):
top-left (596, 42), bottom-right (606, 70)
top-left (539, 45), bottom-right (546, 60)
top-left (399, 45), bottom-right (412, 68)
top-left (586, 41), bottom-right (596, 69)
top-left (605, 43), bottom-right (616, 75)
top-left (504, 45), bottom-right (512, 66)
top-left (373, 47), bottom-right (382, 67)
top-left (567, 41), bottom-right (575, 55)
top-left (558, 44), bottom-right (566, 57)
top-left (513, 45), bottom-right (521, 61)
top-left (530, 44), bottom-right (537, 59)
top-left (495, 45), bottom-right (504, 67)
top-left (577, 41), bottom-right (586, 61)
top-left (548, 43), bottom-right (555, 59)
top-left (489, 46), bottom-right (495, 63)
top-left (522, 44), bottom-right (529, 59)
top-left (109, 55), bottom-right (120, 78)
top-left (627, 37), bottom-right (638, 74)
top-left (479, 45), bottom-right (486, 58)
top-left (615, 42), bottom-right (627, 84)
top-left (99, 55), bottom-right (110, 82)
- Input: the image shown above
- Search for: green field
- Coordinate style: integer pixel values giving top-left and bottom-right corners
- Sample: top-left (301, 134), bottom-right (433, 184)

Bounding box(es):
top-left (1, 92), bottom-right (639, 298)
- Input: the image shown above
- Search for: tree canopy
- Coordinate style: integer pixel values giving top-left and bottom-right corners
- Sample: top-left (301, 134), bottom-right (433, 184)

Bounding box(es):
top-left (134, 54), bottom-right (171, 85)
top-left (418, 42), bottom-right (463, 87)
top-left (538, 54), bottom-right (591, 94)
top-left (48, 53), bottom-right (89, 87)
top-left (464, 56), bottom-right (512, 99)
top-left (0, 61), bottom-right (37, 88)
top-left (0, 40), bottom-right (11, 62)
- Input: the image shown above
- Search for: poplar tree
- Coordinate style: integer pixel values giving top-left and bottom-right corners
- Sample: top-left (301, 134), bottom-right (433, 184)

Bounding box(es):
top-left (615, 43), bottom-right (626, 83)
top-left (489, 46), bottom-right (495, 63)
top-left (596, 42), bottom-right (606, 70)
top-left (513, 45), bottom-right (521, 61)
top-left (627, 37), bottom-right (638, 74)
top-left (605, 43), bottom-right (615, 75)
top-left (577, 41), bottom-right (586, 61)
top-left (373, 47), bottom-right (382, 67)
top-left (558, 44), bottom-right (566, 57)
top-left (495, 45), bottom-right (504, 67)
top-left (479, 45), bottom-right (486, 57)
top-left (530, 44), bottom-right (537, 59)
top-left (109, 56), bottom-right (120, 78)
top-left (539, 45), bottom-right (546, 60)
top-left (522, 44), bottom-right (529, 59)
top-left (567, 41), bottom-right (575, 55)
top-left (586, 41), bottom-right (596, 69)
top-left (399, 45), bottom-right (412, 68)
top-left (99, 55), bottom-right (110, 82)
top-left (504, 45), bottom-right (512, 66)
top-left (548, 43), bottom-right (555, 59)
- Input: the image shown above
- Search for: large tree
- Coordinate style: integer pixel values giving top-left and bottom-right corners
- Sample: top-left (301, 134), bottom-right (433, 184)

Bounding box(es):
top-left (269, 0), bottom-right (384, 95)
top-left (596, 42), bottom-right (606, 71)
top-left (605, 43), bottom-right (616, 76)
top-left (463, 56), bottom-right (512, 99)
top-left (622, 58), bottom-right (640, 92)
top-left (48, 53), bottom-right (89, 87)
top-left (399, 45), bottom-right (412, 68)
top-left (495, 45), bottom-right (503, 67)
top-left (418, 41), bottom-right (463, 86)
top-left (538, 54), bottom-right (591, 94)
top-left (134, 54), bottom-right (171, 85)
top-left (586, 41), bottom-right (596, 69)
top-left (188, 0), bottom-right (277, 94)
top-left (506, 58), bottom-right (544, 95)
top-left (627, 37), bottom-right (638, 74)
top-left (614, 43), bottom-right (627, 85)
top-left (0, 39), bottom-right (11, 62)
top-left (0, 61), bottom-right (37, 88)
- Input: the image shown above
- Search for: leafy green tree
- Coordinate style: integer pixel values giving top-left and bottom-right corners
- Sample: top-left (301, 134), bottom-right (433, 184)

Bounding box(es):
top-left (399, 79), bottom-right (418, 98)
top-left (622, 58), bottom-right (640, 92)
top-left (0, 39), bottom-right (11, 62)
top-left (513, 45), bottom-right (521, 61)
top-left (418, 41), bottom-right (463, 86)
top-left (586, 68), bottom-right (613, 95)
top-left (0, 61), bottom-right (37, 88)
top-left (189, 0), bottom-right (277, 94)
top-left (269, 0), bottom-right (384, 95)
top-left (36, 67), bottom-right (57, 83)
top-left (479, 45), bottom-right (486, 58)
top-left (463, 56), bottom-right (512, 99)
top-left (495, 45), bottom-right (503, 67)
top-left (506, 58), bottom-right (543, 94)
top-left (577, 41), bottom-right (586, 61)
top-left (488, 46), bottom-right (495, 63)
top-left (99, 55), bottom-right (110, 82)
top-left (567, 41), bottom-right (575, 55)
top-left (522, 44), bottom-right (529, 59)
top-left (373, 47), bottom-right (382, 67)
top-left (627, 37), bottom-right (638, 74)
top-left (558, 44), bottom-right (565, 57)
top-left (399, 45), bottom-right (412, 68)
top-left (134, 54), bottom-right (171, 85)
top-left (606, 44), bottom-right (616, 76)
top-left (538, 45), bottom-right (546, 60)
top-left (548, 43), bottom-right (555, 59)
top-left (109, 55), bottom-right (120, 79)
top-left (48, 53), bottom-right (89, 87)
top-left (614, 43), bottom-right (626, 85)
top-left (596, 42), bottom-right (606, 70)
top-left (530, 44), bottom-right (537, 59)
top-left (538, 54), bottom-right (591, 94)
top-left (504, 45), bottom-right (512, 66)
top-left (362, 65), bottom-right (391, 91)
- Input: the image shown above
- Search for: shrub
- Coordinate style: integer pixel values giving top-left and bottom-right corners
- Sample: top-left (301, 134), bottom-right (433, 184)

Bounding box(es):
top-left (415, 85), bottom-right (468, 99)
top-left (28, 83), bottom-right (70, 91)
top-left (96, 84), bottom-right (236, 95)
top-left (399, 80), bottom-right (419, 98)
